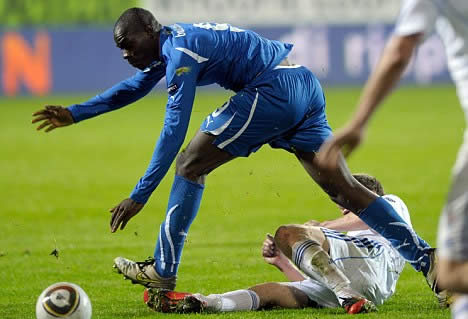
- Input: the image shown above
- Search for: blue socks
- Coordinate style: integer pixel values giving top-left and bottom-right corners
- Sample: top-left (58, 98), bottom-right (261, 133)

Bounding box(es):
top-left (359, 197), bottom-right (431, 274)
top-left (154, 175), bottom-right (204, 277)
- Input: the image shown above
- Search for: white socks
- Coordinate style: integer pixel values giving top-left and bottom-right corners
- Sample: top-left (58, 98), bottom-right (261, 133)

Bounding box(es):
top-left (292, 240), bottom-right (360, 304)
top-left (452, 295), bottom-right (468, 319)
top-left (195, 289), bottom-right (260, 312)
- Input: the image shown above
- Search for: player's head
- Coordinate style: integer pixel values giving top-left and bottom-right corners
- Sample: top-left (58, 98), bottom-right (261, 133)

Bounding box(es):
top-left (113, 7), bottom-right (162, 70)
top-left (338, 174), bottom-right (385, 215)
top-left (353, 173), bottom-right (385, 196)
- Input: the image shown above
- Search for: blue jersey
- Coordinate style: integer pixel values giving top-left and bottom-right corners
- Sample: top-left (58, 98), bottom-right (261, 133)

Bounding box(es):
top-left (67, 23), bottom-right (292, 203)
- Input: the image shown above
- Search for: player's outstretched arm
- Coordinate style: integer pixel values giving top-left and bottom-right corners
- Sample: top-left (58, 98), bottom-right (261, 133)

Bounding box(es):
top-left (318, 33), bottom-right (421, 169)
top-left (32, 105), bottom-right (74, 132)
top-left (263, 234), bottom-right (305, 282)
top-left (67, 63), bottom-right (165, 123)
top-left (110, 53), bottom-right (201, 232)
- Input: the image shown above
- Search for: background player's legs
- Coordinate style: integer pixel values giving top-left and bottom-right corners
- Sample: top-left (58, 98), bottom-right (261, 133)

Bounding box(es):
top-left (451, 295), bottom-right (468, 319)
top-left (295, 149), bottom-right (432, 274)
top-left (437, 136), bottom-right (468, 293)
top-left (154, 131), bottom-right (235, 278)
top-left (439, 260), bottom-right (468, 293)
top-left (273, 225), bottom-right (364, 305)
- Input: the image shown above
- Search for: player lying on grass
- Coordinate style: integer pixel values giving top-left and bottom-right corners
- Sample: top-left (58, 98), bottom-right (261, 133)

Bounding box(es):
top-left (144, 174), bottom-right (414, 315)
top-left (31, 7), bottom-right (446, 306)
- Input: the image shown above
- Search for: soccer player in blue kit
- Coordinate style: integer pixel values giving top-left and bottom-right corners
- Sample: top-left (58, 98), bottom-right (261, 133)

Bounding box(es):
top-left (32, 8), bottom-right (447, 311)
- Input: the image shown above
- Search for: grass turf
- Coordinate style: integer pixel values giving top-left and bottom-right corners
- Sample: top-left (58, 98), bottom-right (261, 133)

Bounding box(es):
top-left (0, 86), bottom-right (463, 318)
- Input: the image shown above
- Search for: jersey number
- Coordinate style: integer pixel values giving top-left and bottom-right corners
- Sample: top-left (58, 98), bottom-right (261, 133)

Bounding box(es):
top-left (193, 23), bottom-right (244, 32)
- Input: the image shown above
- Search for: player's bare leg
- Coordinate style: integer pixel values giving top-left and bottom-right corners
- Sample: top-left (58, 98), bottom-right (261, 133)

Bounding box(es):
top-left (437, 148), bottom-right (468, 294)
top-left (295, 149), bottom-right (450, 307)
top-left (114, 131), bottom-right (236, 288)
top-left (274, 224), bottom-right (376, 314)
top-left (296, 150), bottom-right (377, 212)
top-left (249, 282), bottom-right (312, 309)
top-left (450, 294), bottom-right (468, 319)
top-left (144, 282), bottom-right (312, 313)
top-left (175, 130), bottom-right (236, 182)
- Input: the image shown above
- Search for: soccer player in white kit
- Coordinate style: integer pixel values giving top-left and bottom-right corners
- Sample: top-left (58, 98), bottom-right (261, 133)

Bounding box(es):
top-left (318, 0), bottom-right (468, 317)
top-left (144, 174), bottom-right (409, 314)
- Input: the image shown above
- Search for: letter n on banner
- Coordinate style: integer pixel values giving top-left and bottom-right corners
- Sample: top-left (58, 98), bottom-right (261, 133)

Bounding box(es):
top-left (2, 32), bottom-right (51, 96)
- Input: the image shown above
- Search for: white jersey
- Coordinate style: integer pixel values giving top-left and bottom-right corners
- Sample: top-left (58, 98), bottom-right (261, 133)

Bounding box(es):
top-left (348, 194), bottom-right (413, 249)
top-left (287, 195), bottom-right (412, 307)
top-left (347, 194), bottom-right (411, 301)
top-left (395, 0), bottom-right (468, 114)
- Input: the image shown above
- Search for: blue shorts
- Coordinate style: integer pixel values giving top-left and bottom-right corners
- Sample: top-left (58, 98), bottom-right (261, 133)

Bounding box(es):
top-left (201, 65), bottom-right (332, 157)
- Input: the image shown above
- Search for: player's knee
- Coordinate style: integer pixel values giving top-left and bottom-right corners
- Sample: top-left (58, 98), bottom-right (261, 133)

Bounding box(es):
top-left (274, 225), bottom-right (305, 257)
top-left (175, 150), bottom-right (203, 180)
top-left (274, 225), bottom-right (292, 245)
top-left (274, 225), bottom-right (293, 257)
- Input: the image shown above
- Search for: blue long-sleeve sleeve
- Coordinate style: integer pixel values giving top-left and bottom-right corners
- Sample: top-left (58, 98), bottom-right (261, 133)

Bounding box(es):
top-left (130, 53), bottom-right (200, 203)
top-left (67, 62), bottom-right (165, 122)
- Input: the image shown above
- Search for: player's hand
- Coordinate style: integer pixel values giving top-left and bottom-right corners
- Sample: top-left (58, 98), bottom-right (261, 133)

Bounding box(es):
top-left (110, 198), bottom-right (145, 233)
top-left (32, 105), bottom-right (74, 132)
top-left (262, 234), bottom-right (283, 266)
top-left (317, 123), bottom-right (365, 171)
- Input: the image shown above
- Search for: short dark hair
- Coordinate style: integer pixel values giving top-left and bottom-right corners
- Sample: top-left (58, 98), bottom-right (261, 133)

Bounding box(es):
top-left (114, 7), bottom-right (162, 45)
top-left (353, 173), bottom-right (385, 196)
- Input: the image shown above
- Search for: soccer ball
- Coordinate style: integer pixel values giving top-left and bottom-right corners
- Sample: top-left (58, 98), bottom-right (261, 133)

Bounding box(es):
top-left (36, 282), bottom-right (92, 319)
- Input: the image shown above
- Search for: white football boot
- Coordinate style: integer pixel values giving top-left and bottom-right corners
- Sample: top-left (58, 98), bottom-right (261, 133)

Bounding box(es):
top-left (113, 257), bottom-right (176, 290)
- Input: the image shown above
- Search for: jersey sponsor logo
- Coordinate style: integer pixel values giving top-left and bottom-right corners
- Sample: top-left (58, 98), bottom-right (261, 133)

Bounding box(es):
top-left (175, 66), bottom-right (191, 76)
top-left (193, 22), bottom-right (244, 32)
top-left (167, 83), bottom-right (178, 94)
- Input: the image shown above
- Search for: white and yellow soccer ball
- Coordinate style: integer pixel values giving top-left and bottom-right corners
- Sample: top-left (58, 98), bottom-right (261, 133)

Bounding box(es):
top-left (36, 282), bottom-right (92, 319)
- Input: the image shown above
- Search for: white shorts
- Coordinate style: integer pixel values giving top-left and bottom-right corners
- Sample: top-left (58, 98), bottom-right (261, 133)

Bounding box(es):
top-left (285, 228), bottom-right (404, 307)
top-left (438, 130), bottom-right (468, 261)
top-left (283, 278), bottom-right (340, 308)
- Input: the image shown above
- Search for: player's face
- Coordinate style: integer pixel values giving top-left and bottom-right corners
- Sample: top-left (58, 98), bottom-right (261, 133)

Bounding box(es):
top-left (115, 31), bottom-right (158, 70)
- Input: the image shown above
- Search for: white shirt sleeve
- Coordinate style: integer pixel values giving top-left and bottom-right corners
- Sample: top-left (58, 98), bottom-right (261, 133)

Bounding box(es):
top-left (394, 0), bottom-right (439, 37)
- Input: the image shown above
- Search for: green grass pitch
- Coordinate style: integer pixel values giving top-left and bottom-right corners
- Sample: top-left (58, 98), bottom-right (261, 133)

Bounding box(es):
top-left (0, 86), bottom-right (463, 318)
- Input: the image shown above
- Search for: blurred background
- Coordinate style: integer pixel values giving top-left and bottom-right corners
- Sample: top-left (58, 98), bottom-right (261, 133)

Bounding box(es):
top-left (0, 0), bottom-right (451, 96)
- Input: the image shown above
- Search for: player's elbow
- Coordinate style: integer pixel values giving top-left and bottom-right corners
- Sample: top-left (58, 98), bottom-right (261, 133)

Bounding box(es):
top-left (385, 34), bottom-right (420, 70)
